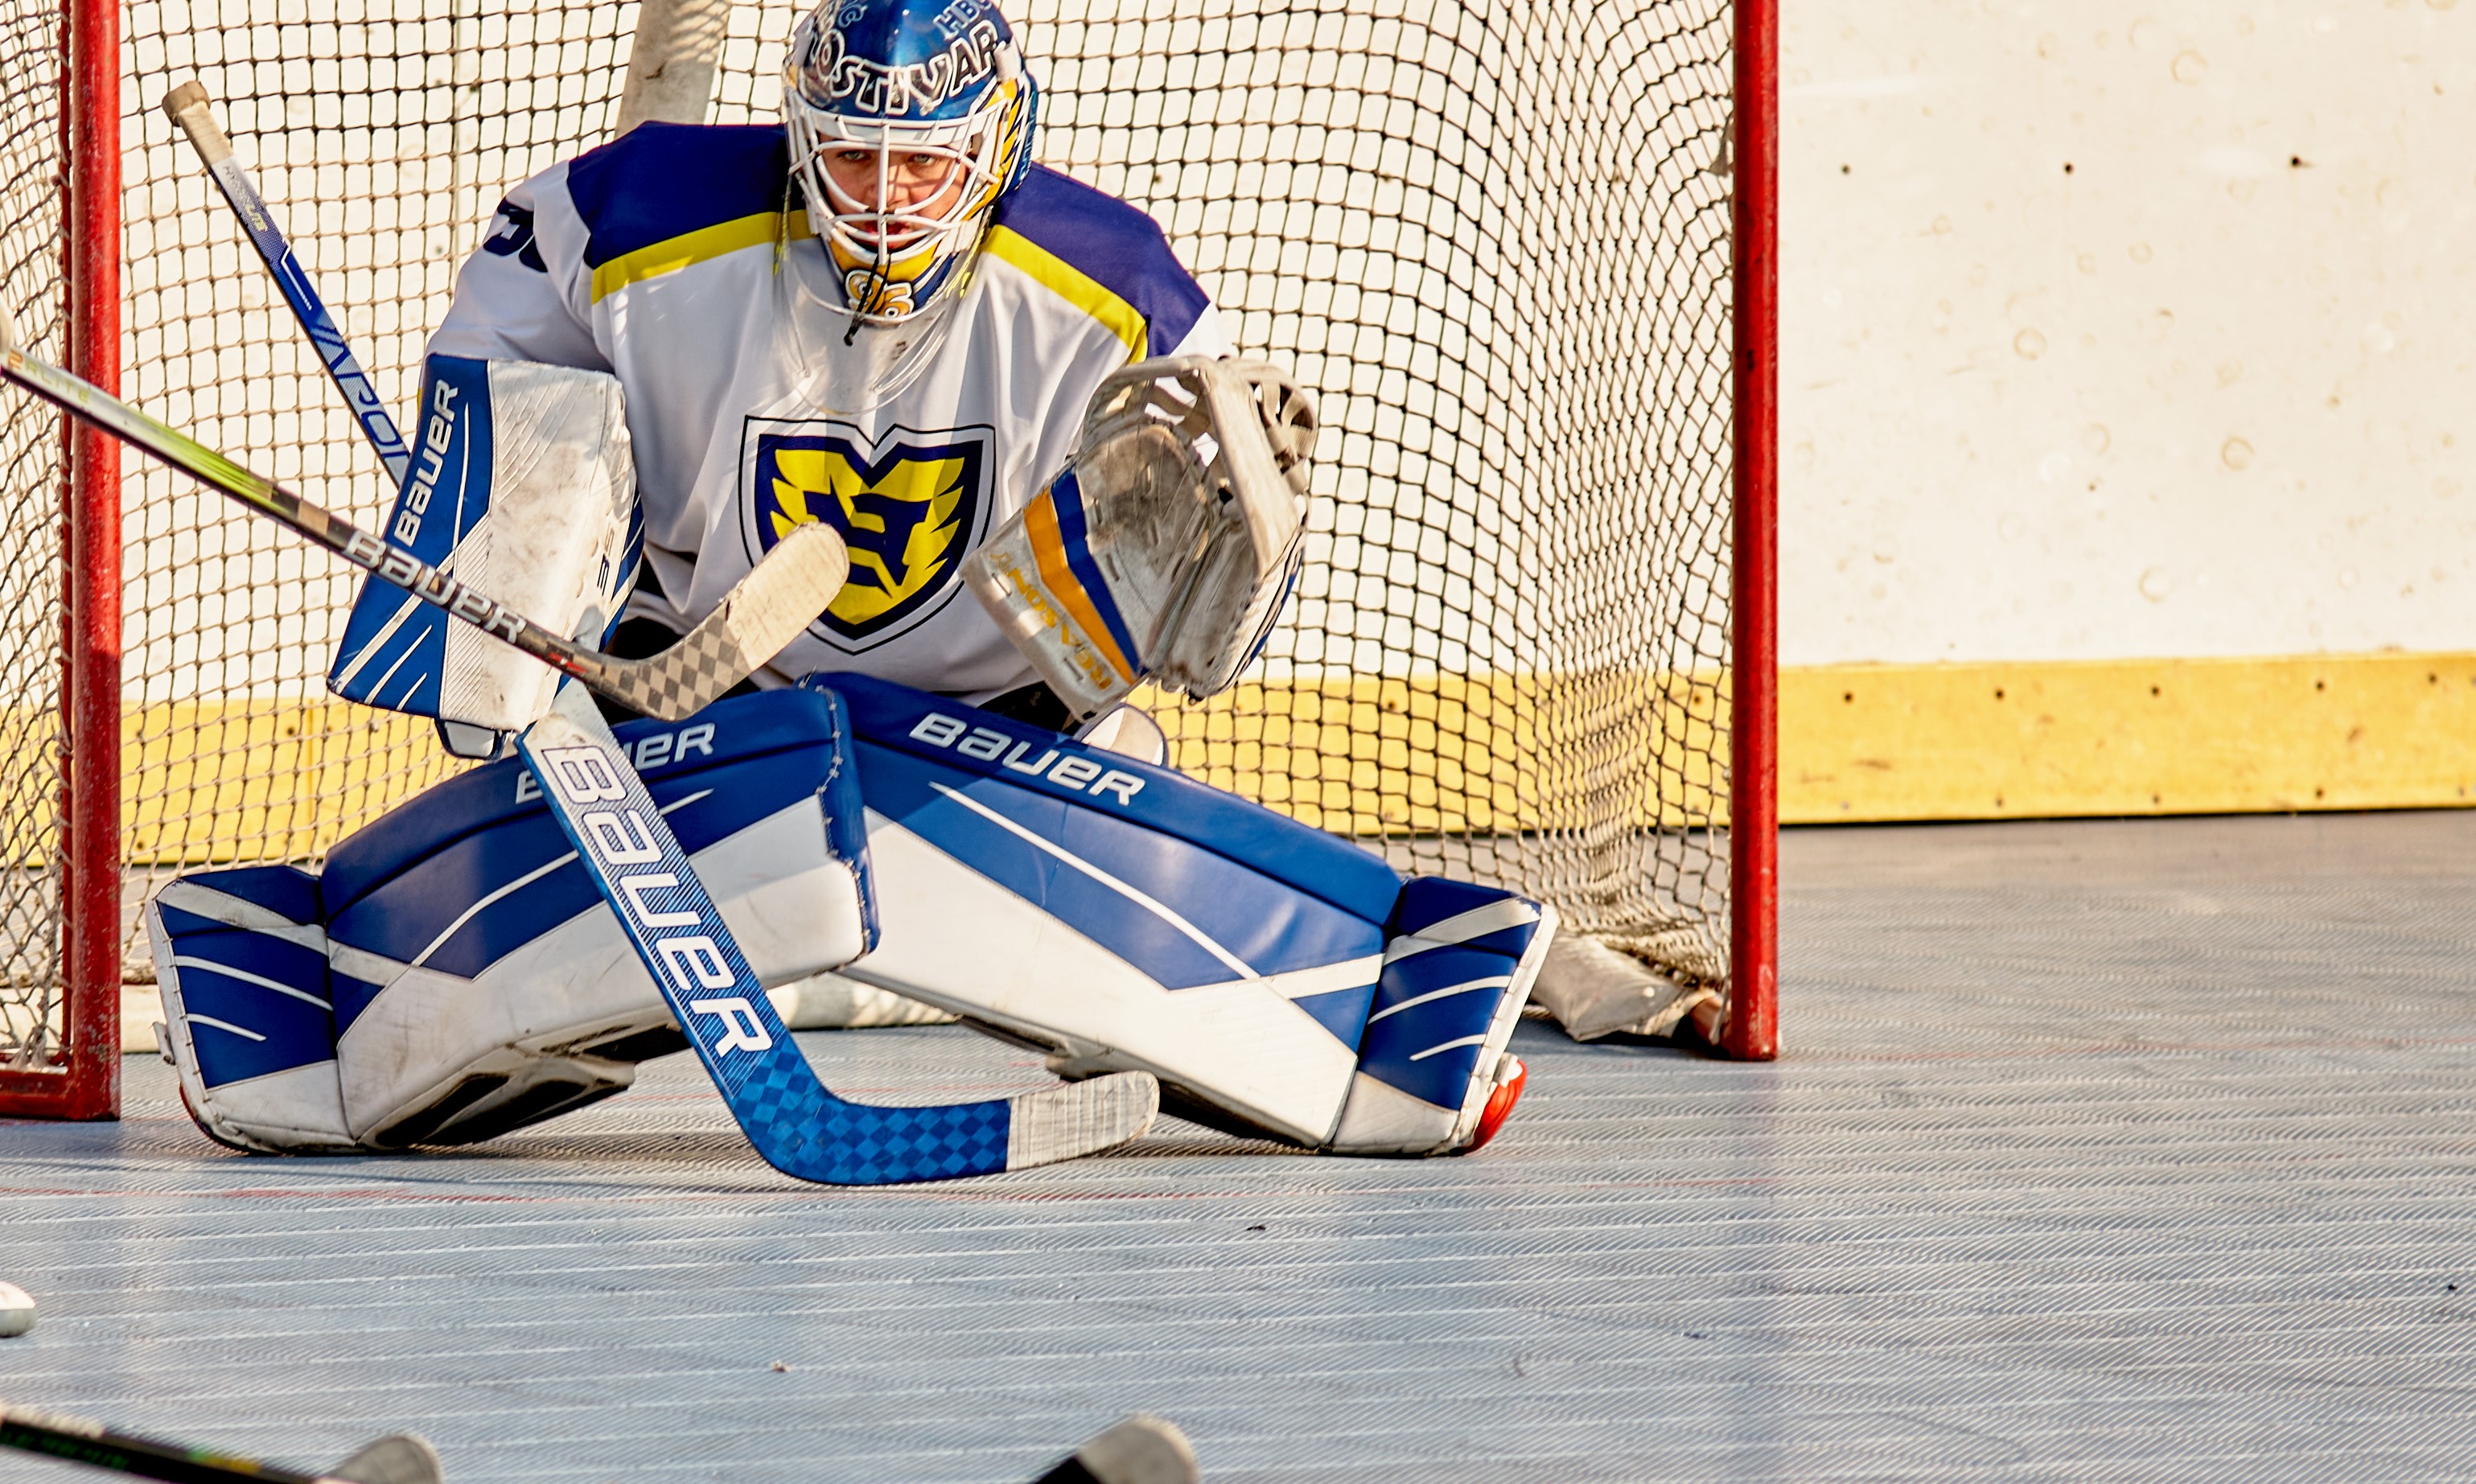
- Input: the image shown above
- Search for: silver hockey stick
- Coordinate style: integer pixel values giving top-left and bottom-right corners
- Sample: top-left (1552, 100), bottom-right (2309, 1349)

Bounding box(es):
top-left (0, 319), bottom-right (846, 722)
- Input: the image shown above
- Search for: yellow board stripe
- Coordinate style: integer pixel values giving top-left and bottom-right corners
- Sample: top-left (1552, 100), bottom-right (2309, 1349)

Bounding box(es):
top-left (589, 211), bottom-right (813, 302)
top-left (1778, 652), bottom-right (2476, 821)
top-left (1024, 493), bottom-right (1134, 682)
top-left (39, 653), bottom-right (2475, 869)
top-left (981, 226), bottom-right (1148, 360)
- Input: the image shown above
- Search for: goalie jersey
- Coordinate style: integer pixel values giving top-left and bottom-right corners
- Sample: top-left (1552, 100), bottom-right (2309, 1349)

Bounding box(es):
top-left (428, 121), bottom-right (1234, 697)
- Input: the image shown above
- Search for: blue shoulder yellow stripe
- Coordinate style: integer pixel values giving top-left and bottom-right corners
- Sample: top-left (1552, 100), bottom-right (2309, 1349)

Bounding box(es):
top-left (563, 125), bottom-right (1209, 354)
top-left (986, 166), bottom-right (1208, 360)
top-left (566, 123), bottom-right (800, 302)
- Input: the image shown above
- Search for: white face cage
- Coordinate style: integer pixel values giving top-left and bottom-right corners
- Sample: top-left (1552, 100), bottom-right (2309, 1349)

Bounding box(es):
top-left (781, 57), bottom-right (1021, 326)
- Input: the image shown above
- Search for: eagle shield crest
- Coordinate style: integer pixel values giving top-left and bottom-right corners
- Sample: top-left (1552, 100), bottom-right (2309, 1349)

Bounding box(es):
top-left (742, 420), bottom-right (995, 651)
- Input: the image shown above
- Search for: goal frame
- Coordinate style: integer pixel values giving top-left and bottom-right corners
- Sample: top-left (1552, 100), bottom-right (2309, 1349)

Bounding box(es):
top-left (7, 0), bottom-right (1776, 1119)
top-left (1729, 0), bottom-right (1780, 1063)
top-left (0, 0), bottom-right (118, 1120)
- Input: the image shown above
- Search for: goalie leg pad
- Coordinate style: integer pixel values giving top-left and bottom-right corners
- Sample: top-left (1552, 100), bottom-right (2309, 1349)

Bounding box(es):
top-left (809, 673), bottom-right (1404, 1147)
top-left (1326, 878), bottom-right (1558, 1157)
top-left (146, 865), bottom-right (356, 1154)
top-left (179, 690), bottom-right (870, 1149)
top-left (329, 689), bottom-right (875, 1145)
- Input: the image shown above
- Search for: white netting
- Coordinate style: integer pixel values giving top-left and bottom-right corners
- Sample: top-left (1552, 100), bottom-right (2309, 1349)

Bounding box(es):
top-left (0, 0), bottom-right (71, 1068)
top-left (1, 0), bottom-right (1739, 1070)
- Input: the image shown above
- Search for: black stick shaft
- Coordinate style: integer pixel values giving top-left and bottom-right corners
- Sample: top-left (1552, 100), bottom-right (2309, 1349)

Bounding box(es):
top-left (0, 342), bottom-right (617, 695)
top-left (1, 1410), bottom-right (331, 1484)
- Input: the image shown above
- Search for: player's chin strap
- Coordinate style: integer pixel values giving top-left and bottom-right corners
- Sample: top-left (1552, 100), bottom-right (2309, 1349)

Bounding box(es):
top-left (964, 354), bottom-right (1318, 722)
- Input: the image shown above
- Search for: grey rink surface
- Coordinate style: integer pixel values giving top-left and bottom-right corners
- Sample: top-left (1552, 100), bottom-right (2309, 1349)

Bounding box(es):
top-left (6, 811), bottom-right (2476, 1483)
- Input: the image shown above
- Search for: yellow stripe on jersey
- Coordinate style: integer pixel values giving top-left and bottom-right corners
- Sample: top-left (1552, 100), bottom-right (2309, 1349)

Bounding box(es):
top-left (590, 211), bottom-right (816, 302)
top-left (981, 226), bottom-right (1148, 361)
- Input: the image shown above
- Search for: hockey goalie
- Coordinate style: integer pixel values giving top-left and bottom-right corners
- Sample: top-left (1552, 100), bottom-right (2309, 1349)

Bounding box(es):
top-left (146, 0), bottom-right (1555, 1166)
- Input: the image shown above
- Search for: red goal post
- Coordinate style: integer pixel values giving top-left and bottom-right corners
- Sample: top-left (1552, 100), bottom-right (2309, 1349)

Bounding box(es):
top-left (0, 0), bottom-right (119, 1120)
top-left (0, 0), bottom-right (1775, 1120)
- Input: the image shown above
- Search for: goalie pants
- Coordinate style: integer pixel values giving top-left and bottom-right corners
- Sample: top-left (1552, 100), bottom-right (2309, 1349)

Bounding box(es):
top-left (150, 677), bottom-right (1555, 1158)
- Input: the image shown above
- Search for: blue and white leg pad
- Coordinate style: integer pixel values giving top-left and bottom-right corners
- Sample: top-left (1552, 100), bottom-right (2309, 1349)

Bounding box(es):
top-left (147, 689), bottom-right (875, 1153)
top-left (147, 865), bottom-right (354, 1153)
top-left (810, 675), bottom-right (1556, 1155)
top-left (1329, 878), bottom-right (1558, 1153)
top-left (150, 676), bottom-right (1550, 1157)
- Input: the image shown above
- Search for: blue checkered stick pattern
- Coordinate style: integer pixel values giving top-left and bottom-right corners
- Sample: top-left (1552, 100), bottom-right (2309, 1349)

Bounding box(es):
top-left (518, 683), bottom-right (1014, 1185)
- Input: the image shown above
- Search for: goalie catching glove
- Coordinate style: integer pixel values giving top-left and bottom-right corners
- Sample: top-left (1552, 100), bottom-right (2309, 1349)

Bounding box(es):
top-left (965, 355), bottom-right (1317, 721)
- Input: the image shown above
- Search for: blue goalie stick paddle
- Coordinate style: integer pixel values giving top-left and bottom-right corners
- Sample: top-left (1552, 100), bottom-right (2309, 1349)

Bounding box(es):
top-left (151, 92), bottom-right (1158, 1182)
top-left (519, 683), bottom-right (1158, 1184)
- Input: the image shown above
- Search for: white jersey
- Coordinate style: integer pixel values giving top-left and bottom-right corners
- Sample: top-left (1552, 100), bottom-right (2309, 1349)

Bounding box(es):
top-left (430, 121), bottom-right (1232, 697)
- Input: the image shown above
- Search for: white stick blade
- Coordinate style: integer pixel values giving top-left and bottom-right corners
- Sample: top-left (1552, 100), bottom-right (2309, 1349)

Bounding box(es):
top-left (615, 0), bottom-right (730, 134)
top-left (326, 1434), bottom-right (442, 1484)
top-left (723, 520), bottom-right (849, 664)
top-left (598, 520), bottom-right (848, 721)
top-left (1004, 1071), bottom-right (1158, 1170)
top-left (1064, 1416), bottom-right (1199, 1484)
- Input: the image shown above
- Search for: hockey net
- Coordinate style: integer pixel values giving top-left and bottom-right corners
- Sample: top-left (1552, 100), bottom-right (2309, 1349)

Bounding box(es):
top-left (1, 0), bottom-right (1773, 1115)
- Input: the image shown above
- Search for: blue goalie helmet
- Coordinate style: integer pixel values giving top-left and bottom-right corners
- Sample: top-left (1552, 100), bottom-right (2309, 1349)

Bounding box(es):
top-left (781, 0), bottom-right (1038, 326)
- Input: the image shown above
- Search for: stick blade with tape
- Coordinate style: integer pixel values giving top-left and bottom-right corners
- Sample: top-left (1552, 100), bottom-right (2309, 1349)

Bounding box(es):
top-left (326, 1437), bottom-right (441, 1484)
top-left (1029, 1416), bottom-right (1199, 1484)
top-left (586, 520), bottom-right (849, 721)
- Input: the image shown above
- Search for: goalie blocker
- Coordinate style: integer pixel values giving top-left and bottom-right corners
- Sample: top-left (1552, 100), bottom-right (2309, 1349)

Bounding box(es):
top-left (329, 354), bottom-right (644, 755)
top-left (150, 677), bottom-right (1549, 1157)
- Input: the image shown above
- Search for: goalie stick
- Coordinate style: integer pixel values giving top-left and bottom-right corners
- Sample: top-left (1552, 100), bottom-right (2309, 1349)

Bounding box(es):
top-left (152, 92), bottom-right (1154, 1182)
top-left (0, 1404), bottom-right (439, 1484)
top-left (161, 80), bottom-right (412, 489)
top-left (520, 680), bottom-right (1158, 1184)
top-left (160, 80), bottom-right (502, 757)
top-left (0, 319), bottom-right (845, 724)
top-left (3, 1403), bottom-right (1187, 1484)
